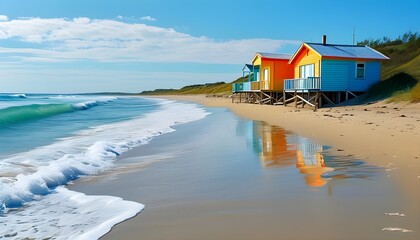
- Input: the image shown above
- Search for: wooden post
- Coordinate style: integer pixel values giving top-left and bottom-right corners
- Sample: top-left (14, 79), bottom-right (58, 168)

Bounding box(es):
top-left (294, 91), bottom-right (297, 108)
top-left (283, 90), bottom-right (286, 106)
top-left (319, 93), bottom-right (323, 107)
top-left (314, 92), bottom-right (319, 111)
top-left (302, 91), bottom-right (305, 108)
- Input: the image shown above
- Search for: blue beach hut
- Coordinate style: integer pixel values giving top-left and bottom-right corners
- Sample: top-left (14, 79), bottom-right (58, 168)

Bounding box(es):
top-left (284, 36), bottom-right (389, 107)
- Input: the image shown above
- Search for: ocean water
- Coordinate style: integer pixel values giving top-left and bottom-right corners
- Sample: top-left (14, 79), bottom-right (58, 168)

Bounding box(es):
top-left (0, 94), bottom-right (209, 239)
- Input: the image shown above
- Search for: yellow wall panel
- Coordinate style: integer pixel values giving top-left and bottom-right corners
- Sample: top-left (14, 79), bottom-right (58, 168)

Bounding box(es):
top-left (252, 55), bottom-right (261, 66)
top-left (293, 46), bottom-right (322, 78)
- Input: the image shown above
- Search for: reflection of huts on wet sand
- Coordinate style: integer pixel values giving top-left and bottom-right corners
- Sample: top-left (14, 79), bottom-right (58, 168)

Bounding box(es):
top-left (292, 136), bottom-right (334, 187)
top-left (249, 122), bottom-right (334, 187)
top-left (259, 124), bottom-right (296, 167)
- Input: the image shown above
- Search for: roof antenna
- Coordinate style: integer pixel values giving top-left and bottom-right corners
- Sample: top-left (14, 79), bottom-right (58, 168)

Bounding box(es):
top-left (353, 26), bottom-right (356, 45)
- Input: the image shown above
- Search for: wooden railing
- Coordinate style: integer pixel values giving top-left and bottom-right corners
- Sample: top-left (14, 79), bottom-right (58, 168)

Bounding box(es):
top-left (232, 81), bottom-right (260, 92)
top-left (284, 77), bottom-right (321, 91)
top-left (232, 82), bottom-right (243, 92)
top-left (251, 81), bottom-right (260, 90)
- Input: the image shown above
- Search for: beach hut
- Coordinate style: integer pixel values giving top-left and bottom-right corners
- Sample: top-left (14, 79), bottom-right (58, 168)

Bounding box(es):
top-left (284, 36), bottom-right (389, 108)
top-left (232, 52), bottom-right (294, 104)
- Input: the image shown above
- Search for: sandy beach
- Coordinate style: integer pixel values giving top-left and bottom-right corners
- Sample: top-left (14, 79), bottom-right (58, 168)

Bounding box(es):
top-left (177, 96), bottom-right (420, 215)
top-left (70, 95), bottom-right (420, 240)
top-left (168, 95), bottom-right (420, 190)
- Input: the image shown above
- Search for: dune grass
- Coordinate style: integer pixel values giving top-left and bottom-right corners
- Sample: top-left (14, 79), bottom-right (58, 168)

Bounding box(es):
top-left (362, 32), bottom-right (420, 103)
top-left (364, 72), bottom-right (419, 102)
top-left (380, 50), bottom-right (420, 103)
top-left (139, 75), bottom-right (247, 96)
top-left (382, 54), bottom-right (420, 81)
top-left (389, 81), bottom-right (420, 103)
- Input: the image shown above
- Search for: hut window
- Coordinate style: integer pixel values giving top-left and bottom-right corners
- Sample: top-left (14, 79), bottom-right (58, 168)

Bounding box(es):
top-left (263, 68), bottom-right (269, 81)
top-left (299, 64), bottom-right (314, 78)
top-left (356, 62), bottom-right (365, 79)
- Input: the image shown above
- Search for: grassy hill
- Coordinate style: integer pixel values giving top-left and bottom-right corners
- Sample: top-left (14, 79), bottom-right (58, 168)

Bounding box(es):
top-left (139, 76), bottom-right (246, 96)
top-left (141, 32), bottom-right (420, 102)
top-left (360, 32), bottom-right (420, 102)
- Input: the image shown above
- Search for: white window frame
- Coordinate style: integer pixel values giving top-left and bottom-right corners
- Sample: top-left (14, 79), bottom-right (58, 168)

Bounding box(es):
top-left (299, 64), bottom-right (315, 78)
top-left (356, 62), bottom-right (365, 79)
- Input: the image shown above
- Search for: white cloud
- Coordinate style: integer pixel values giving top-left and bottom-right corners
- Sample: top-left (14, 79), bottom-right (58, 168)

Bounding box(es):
top-left (0, 15), bottom-right (8, 21)
top-left (140, 16), bottom-right (156, 21)
top-left (0, 17), bottom-right (299, 64)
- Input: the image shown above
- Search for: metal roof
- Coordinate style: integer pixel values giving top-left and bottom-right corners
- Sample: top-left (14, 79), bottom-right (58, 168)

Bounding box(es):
top-left (242, 64), bottom-right (254, 72)
top-left (305, 43), bottom-right (389, 60)
top-left (257, 52), bottom-right (292, 60)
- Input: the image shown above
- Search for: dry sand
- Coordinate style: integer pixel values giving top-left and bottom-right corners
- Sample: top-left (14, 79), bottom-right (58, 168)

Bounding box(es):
top-left (162, 95), bottom-right (420, 199)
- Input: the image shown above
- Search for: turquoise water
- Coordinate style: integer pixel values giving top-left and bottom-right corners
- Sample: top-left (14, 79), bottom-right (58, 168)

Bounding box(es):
top-left (0, 94), bottom-right (159, 155)
top-left (0, 93), bottom-right (209, 239)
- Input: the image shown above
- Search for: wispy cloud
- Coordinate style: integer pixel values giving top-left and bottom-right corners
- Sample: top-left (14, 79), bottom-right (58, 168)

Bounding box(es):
top-left (0, 17), bottom-right (299, 64)
top-left (0, 15), bottom-right (8, 21)
top-left (140, 16), bottom-right (157, 21)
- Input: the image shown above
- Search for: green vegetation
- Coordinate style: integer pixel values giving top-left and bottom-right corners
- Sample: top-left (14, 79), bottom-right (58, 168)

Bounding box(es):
top-left (139, 75), bottom-right (247, 96)
top-left (360, 31), bottom-right (420, 103)
top-left (363, 72), bottom-right (418, 101)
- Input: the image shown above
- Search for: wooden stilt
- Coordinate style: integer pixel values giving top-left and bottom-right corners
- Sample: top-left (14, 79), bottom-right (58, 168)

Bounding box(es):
top-left (283, 90), bottom-right (286, 106)
top-left (319, 93), bottom-right (322, 107)
top-left (296, 94), bottom-right (315, 107)
top-left (301, 91), bottom-right (306, 108)
top-left (314, 92), bottom-right (319, 111)
top-left (347, 91), bottom-right (357, 98)
top-left (321, 93), bottom-right (336, 106)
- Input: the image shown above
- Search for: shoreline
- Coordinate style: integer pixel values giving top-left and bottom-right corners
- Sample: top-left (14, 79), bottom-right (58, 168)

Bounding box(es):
top-left (158, 95), bottom-right (420, 196)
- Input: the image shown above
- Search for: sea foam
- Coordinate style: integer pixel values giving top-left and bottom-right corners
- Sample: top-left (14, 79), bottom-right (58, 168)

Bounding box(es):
top-left (0, 187), bottom-right (144, 240)
top-left (0, 98), bottom-right (209, 239)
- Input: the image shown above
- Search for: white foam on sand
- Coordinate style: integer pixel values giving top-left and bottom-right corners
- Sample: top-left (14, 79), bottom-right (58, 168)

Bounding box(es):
top-left (382, 227), bottom-right (413, 233)
top-left (384, 212), bottom-right (406, 217)
top-left (0, 99), bottom-right (209, 209)
top-left (0, 187), bottom-right (144, 240)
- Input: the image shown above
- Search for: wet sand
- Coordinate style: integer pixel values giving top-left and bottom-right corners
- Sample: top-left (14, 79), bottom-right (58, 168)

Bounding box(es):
top-left (71, 96), bottom-right (420, 240)
top-left (167, 95), bottom-right (420, 195)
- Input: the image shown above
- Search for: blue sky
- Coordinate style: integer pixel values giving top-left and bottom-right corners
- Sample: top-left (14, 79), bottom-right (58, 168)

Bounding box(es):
top-left (0, 0), bottom-right (418, 93)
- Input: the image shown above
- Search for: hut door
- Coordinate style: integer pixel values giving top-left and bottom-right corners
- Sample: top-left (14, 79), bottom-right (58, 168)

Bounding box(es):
top-left (263, 68), bottom-right (269, 89)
